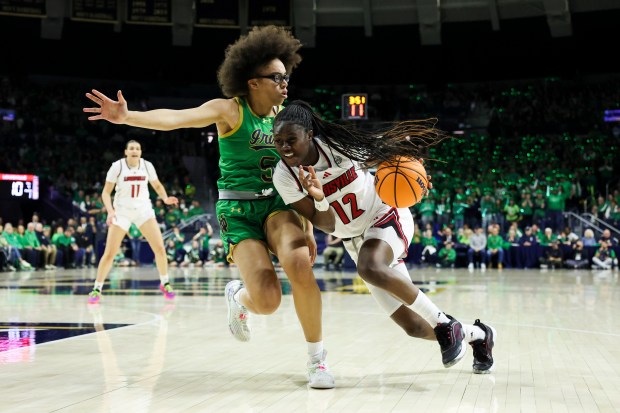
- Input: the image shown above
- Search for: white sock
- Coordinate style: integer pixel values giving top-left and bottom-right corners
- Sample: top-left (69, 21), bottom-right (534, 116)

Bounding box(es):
top-left (160, 275), bottom-right (169, 285)
top-left (94, 281), bottom-right (104, 291)
top-left (307, 341), bottom-right (324, 362)
top-left (409, 290), bottom-right (451, 325)
top-left (462, 324), bottom-right (485, 342)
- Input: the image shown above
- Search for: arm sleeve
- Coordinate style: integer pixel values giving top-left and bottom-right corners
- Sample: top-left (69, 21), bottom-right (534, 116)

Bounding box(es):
top-left (144, 161), bottom-right (159, 182)
top-left (105, 161), bottom-right (121, 184)
top-left (273, 163), bottom-right (307, 205)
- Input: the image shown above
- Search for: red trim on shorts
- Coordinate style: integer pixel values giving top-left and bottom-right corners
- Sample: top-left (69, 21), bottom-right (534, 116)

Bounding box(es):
top-left (373, 208), bottom-right (408, 256)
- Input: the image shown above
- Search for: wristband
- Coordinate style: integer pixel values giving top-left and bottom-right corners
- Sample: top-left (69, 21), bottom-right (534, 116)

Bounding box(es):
top-left (314, 197), bottom-right (330, 211)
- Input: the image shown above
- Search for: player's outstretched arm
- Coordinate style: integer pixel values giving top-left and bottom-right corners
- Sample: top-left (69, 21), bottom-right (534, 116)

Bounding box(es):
top-left (83, 89), bottom-right (233, 131)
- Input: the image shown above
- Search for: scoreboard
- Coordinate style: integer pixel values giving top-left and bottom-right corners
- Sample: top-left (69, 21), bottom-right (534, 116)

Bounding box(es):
top-left (341, 94), bottom-right (368, 120)
top-left (0, 173), bottom-right (39, 200)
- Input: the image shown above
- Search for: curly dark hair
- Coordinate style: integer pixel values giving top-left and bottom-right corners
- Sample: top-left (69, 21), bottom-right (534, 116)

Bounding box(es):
top-left (273, 100), bottom-right (450, 167)
top-left (216, 26), bottom-right (303, 98)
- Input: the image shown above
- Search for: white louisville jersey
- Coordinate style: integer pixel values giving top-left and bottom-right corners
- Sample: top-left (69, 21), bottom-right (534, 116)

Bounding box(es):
top-left (105, 158), bottom-right (158, 209)
top-left (273, 137), bottom-right (385, 239)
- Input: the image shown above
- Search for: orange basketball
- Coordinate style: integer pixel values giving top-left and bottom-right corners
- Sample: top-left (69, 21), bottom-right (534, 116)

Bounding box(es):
top-left (374, 157), bottom-right (428, 208)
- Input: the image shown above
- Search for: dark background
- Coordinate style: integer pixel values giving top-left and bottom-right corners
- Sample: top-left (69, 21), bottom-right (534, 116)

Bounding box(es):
top-left (1, 9), bottom-right (618, 88)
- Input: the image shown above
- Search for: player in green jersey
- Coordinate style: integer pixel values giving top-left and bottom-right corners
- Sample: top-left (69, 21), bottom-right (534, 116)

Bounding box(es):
top-left (83, 25), bottom-right (334, 389)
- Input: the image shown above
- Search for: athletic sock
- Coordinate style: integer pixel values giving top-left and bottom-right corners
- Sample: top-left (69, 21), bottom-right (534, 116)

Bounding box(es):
top-left (307, 341), bottom-right (324, 362)
top-left (409, 290), bottom-right (451, 325)
top-left (462, 324), bottom-right (486, 342)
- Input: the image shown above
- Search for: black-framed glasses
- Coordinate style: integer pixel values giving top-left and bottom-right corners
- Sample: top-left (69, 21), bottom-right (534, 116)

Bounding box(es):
top-left (255, 73), bottom-right (290, 84)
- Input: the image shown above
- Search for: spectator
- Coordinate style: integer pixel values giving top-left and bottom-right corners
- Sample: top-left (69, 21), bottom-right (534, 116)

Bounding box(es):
top-left (539, 240), bottom-right (564, 269)
top-left (591, 242), bottom-right (618, 270)
top-left (538, 227), bottom-right (557, 247)
top-left (74, 225), bottom-right (94, 268)
top-left (558, 226), bottom-right (579, 246)
top-left (467, 226), bottom-right (487, 270)
top-left (598, 229), bottom-right (618, 246)
top-left (2, 223), bottom-right (33, 270)
top-left (181, 240), bottom-right (204, 267)
top-left (582, 229), bottom-right (597, 247)
top-left (192, 223), bottom-right (214, 263)
top-left (165, 239), bottom-right (180, 267)
top-left (486, 225), bottom-right (504, 269)
top-left (437, 241), bottom-right (456, 268)
top-left (323, 234), bottom-right (345, 271)
top-left (420, 229), bottom-right (438, 266)
top-left (210, 240), bottom-right (228, 267)
top-left (24, 222), bottom-right (44, 269)
top-left (518, 226), bottom-right (538, 269)
top-left (37, 224), bottom-right (57, 269)
top-left (565, 240), bottom-right (590, 269)
top-left (127, 224), bottom-right (143, 266)
top-left (53, 227), bottom-right (78, 269)
top-left (503, 197), bottom-right (521, 228)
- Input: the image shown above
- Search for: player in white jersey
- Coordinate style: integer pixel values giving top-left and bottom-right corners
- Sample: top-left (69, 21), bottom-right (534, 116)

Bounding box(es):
top-left (88, 140), bottom-right (179, 304)
top-left (272, 101), bottom-right (496, 374)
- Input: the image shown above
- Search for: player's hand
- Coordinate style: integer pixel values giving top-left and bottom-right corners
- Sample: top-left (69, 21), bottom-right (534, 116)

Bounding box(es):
top-left (83, 89), bottom-right (129, 124)
top-left (164, 196), bottom-right (179, 206)
top-left (106, 211), bottom-right (115, 226)
top-left (305, 232), bottom-right (317, 265)
top-left (299, 165), bottom-right (325, 201)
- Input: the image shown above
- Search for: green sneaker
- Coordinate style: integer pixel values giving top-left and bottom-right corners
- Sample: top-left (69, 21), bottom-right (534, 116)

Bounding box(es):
top-left (159, 283), bottom-right (176, 300)
top-left (88, 289), bottom-right (101, 304)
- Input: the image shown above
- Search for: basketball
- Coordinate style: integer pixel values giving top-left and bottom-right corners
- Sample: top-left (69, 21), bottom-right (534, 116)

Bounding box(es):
top-left (374, 157), bottom-right (428, 208)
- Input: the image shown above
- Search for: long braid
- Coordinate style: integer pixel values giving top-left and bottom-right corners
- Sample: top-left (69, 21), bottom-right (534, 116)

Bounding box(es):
top-left (274, 100), bottom-right (449, 167)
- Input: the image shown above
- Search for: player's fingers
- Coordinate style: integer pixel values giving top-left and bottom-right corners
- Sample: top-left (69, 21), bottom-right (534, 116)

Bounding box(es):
top-left (91, 89), bottom-right (110, 101)
top-left (307, 165), bottom-right (317, 177)
top-left (85, 93), bottom-right (103, 105)
top-left (88, 115), bottom-right (103, 121)
top-left (83, 108), bottom-right (101, 113)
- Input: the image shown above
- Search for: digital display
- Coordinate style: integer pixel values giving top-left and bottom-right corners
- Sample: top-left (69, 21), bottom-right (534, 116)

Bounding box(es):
top-left (127, 0), bottom-right (170, 24)
top-left (604, 109), bottom-right (620, 122)
top-left (248, 0), bottom-right (290, 26)
top-left (195, 0), bottom-right (239, 27)
top-left (341, 94), bottom-right (368, 120)
top-left (0, 0), bottom-right (45, 17)
top-left (71, 0), bottom-right (118, 22)
top-left (0, 173), bottom-right (39, 200)
top-left (0, 108), bottom-right (15, 121)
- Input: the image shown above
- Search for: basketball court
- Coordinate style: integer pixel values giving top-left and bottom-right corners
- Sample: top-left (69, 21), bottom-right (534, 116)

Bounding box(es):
top-left (1, 265), bottom-right (618, 412)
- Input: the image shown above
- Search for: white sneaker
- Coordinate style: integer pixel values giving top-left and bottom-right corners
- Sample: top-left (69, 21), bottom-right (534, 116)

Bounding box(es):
top-left (468, 263), bottom-right (474, 271)
top-left (481, 263), bottom-right (486, 270)
top-left (225, 280), bottom-right (251, 342)
top-left (307, 350), bottom-right (335, 389)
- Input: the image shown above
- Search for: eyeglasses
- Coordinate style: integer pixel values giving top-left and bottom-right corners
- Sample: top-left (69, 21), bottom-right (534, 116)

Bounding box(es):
top-left (255, 73), bottom-right (290, 84)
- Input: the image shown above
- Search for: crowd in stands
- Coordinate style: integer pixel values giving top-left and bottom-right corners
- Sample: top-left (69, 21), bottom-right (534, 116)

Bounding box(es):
top-left (2, 73), bottom-right (620, 273)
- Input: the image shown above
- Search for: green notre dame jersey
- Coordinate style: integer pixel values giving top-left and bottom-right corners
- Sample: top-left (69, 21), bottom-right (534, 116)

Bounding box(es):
top-left (218, 97), bottom-right (281, 192)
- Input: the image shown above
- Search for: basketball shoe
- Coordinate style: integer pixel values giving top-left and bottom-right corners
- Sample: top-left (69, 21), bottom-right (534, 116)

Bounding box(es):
top-left (159, 282), bottom-right (176, 300)
top-left (225, 280), bottom-right (250, 342)
top-left (88, 289), bottom-right (101, 304)
top-left (307, 350), bottom-right (335, 389)
top-left (434, 314), bottom-right (466, 368)
top-left (470, 319), bottom-right (496, 374)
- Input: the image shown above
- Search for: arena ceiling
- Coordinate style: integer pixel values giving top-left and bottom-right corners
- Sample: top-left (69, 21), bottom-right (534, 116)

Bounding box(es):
top-left (299, 0), bottom-right (620, 45)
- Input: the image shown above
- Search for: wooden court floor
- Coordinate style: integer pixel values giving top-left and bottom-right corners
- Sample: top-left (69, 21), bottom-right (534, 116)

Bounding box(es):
top-left (0, 265), bottom-right (619, 413)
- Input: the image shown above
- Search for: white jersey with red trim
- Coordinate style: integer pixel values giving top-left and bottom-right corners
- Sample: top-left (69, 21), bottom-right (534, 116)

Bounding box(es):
top-left (273, 137), bottom-right (384, 239)
top-left (105, 158), bottom-right (158, 209)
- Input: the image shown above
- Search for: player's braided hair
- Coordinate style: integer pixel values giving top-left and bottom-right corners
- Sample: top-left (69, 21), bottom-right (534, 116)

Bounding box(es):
top-left (217, 26), bottom-right (302, 98)
top-left (273, 100), bottom-right (449, 167)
